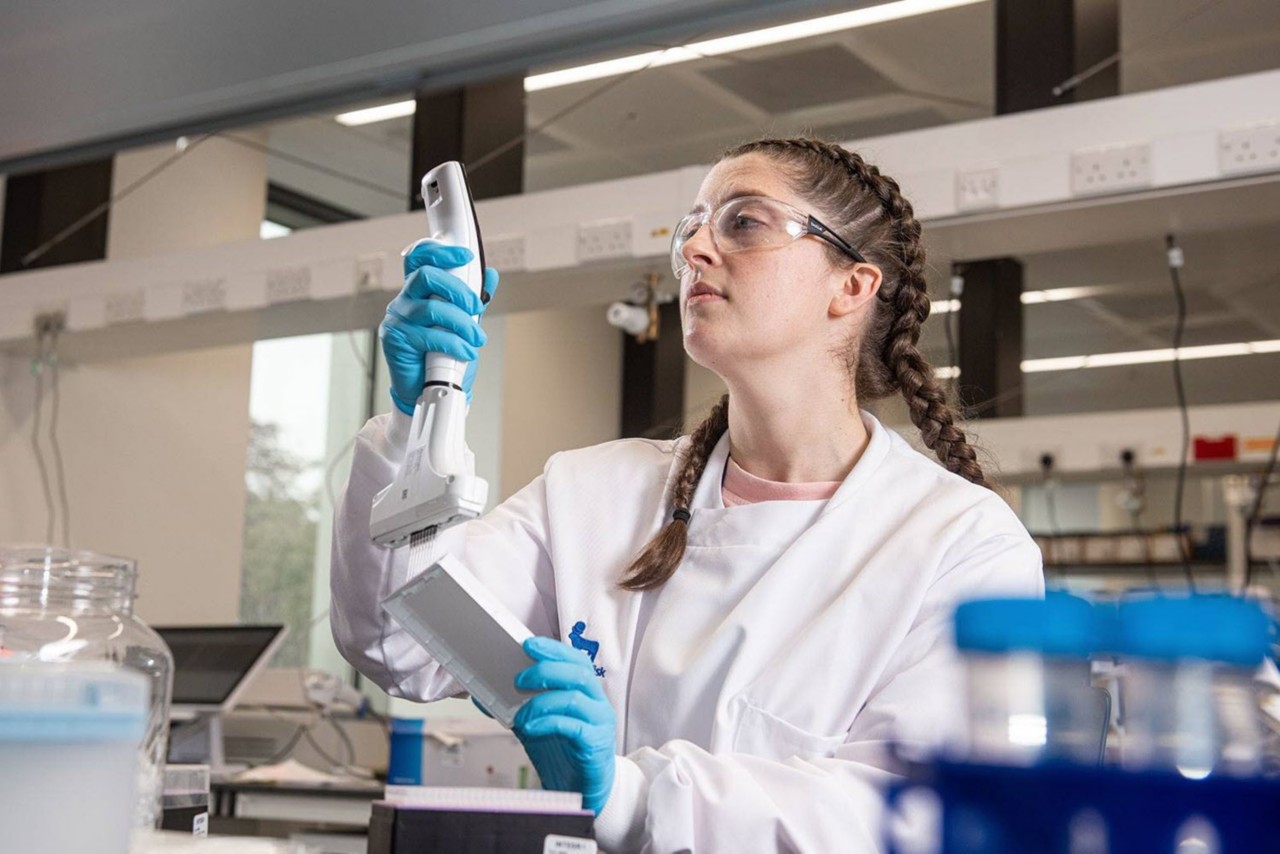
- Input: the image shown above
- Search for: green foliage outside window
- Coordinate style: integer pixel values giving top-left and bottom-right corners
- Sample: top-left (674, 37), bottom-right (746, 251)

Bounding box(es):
top-left (239, 420), bottom-right (318, 668)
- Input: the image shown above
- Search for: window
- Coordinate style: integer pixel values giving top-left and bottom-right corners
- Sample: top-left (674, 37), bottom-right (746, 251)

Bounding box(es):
top-left (239, 330), bottom-right (376, 673)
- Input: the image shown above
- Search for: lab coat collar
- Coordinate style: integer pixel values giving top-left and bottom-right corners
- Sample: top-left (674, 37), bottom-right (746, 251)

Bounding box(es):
top-left (687, 409), bottom-right (892, 518)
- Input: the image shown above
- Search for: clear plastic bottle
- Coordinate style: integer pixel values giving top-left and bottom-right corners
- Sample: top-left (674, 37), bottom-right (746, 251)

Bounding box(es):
top-left (1117, 594), bottom-right (1268, 778)
top-left (954, 593), bottom-right (1103, 766)
top-left (0, 546), bottom-right (174, 828)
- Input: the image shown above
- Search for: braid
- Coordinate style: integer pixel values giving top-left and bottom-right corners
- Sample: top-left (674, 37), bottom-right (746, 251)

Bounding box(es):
top-left (724, 138), bottom-right (992, 489)
top-left (619, 394), bottom-right (729, 591)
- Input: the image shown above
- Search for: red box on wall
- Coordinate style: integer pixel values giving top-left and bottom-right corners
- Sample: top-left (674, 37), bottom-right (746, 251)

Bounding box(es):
top-left (1193, 435), bottom-right (1237, 461)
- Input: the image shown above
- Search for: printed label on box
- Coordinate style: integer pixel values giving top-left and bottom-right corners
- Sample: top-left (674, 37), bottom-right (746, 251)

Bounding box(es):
top-left (544, 835), bottom-right (596, 853)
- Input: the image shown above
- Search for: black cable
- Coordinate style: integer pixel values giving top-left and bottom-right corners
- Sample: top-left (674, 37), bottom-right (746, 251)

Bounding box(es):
top-left (47, 327), bottom-right (71, 548)
top-left (1167, 234), bottom-right (1192, 594)
top-left (258, 719), bottom-right (314, 766)
top-left (1244, 419), bottom-right (1280, 589)
top-left (220, 133), bottom-right (405, 200)
top-left (943, 266), bottom-right (962, 403)
top-left (1052, 0), bottom-right (1223, 97)
top-left (30, 330), bottom-right (56, 545)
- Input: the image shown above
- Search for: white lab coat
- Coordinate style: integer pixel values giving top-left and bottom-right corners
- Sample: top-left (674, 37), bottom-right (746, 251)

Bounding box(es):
top-left (330, 409), bottom-right (1043, 853)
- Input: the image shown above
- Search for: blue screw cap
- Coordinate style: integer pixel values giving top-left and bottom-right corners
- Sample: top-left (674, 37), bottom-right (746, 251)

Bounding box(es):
top-left (1117, 594), bottom-right (1269, 666)
top-left (954, 592), bottom-right (1096, 657)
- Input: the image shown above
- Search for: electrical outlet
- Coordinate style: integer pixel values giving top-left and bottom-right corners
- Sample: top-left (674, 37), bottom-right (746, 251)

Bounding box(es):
top-left (1020, 446), bottom-right (1065, 475)
top-left (180, 278), bottom-right (227, 314)
top-left (356, 254), bottom-right (385, 292)
top-left (1070, 143), bottom-right (1152, 196)
top-left (266, 266), bottom-right (311, 303)
top-left (1219, 123), bottom-right (1280, 176)
top-left (955, 168), bottom-right (999, 212)
top-left (577, 218), bottom-right (633, 262)
top-left (485, 235), bottom-right (526, 271)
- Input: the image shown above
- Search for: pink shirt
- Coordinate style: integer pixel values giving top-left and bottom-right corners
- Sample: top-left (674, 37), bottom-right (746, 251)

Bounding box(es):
top-left (721, 456), bottom-right (842, 507)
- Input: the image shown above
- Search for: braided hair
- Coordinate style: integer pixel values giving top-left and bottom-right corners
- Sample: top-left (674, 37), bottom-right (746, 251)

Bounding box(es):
top-left (620, 138), bottom-right (990, 591)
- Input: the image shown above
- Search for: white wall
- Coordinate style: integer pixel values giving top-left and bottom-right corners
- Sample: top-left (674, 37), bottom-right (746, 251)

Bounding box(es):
top-left (0, 345), bottom-right (254, 622)
top-left (498, 305), bottom-right (623, 498)
top-left (0, 134), bottom-right (267, 623)
top-left (107, 133), bottom-right (268, 258)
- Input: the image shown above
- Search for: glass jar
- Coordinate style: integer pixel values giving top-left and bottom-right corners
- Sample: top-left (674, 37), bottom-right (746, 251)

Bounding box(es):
top-left (954, 593), bottom-right (1103, 766)
top-left (0, 546), bottom-right (174, 828)
top-left (1117, 594), bottom-right (1268, 778)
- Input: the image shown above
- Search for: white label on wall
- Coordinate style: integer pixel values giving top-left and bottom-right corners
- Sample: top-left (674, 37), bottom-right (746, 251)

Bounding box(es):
top-left (544, 836), bottom-right (596, 853)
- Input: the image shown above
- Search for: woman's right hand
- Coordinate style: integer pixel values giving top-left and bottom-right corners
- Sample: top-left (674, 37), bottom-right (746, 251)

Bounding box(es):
top-left (380, 241), bottom-right (500, 414)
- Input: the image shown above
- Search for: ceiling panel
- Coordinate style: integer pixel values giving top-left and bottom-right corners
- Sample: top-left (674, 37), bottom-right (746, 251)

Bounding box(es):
top-left (1120, 0), bottom-right (1280, 94)
top-left (527, 66), bottom-right (759, 151)
top-left (813, 108), bottom-right (951, 143)
top-left (700, 45), bottom-right (900, 112)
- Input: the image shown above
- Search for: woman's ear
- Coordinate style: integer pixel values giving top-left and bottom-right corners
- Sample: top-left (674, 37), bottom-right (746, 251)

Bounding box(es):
top-left (829, 263), bottom-right (882, 318)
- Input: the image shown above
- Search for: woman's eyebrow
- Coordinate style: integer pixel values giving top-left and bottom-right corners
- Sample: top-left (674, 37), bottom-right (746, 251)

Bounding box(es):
top-left (689, 187), bottom-right (771, 213)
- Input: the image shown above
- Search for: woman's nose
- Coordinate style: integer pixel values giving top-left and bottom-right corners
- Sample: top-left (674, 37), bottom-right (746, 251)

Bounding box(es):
top-left (681, 221), bottom-right (718, 271)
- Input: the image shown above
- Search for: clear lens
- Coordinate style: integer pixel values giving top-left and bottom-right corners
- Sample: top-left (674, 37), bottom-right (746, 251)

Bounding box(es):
top-left (670, 212), bottom-right (705, 277)
top-left (669, 196), bottom-right (809, 278)
top-left (712, 197), bottom-right (800, 252)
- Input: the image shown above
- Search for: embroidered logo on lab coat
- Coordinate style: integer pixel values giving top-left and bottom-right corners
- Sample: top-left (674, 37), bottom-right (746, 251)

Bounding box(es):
top-left (569, 621), bottom-right (606, 677)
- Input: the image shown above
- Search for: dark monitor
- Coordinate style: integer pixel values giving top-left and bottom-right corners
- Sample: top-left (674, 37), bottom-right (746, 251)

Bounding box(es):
top-left (155, 625), bottom-right (288, 715)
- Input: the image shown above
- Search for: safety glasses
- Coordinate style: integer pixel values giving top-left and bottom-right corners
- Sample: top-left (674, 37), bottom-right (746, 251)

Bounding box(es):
top-left (671, 195), bottom-right (866, 278)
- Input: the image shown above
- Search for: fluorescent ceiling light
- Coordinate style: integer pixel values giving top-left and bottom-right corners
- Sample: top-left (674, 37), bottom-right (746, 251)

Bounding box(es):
top-left (931, 339), bottom-right (1280, 377)
top-left (1021, 340), bottom-right (1280, 373)
top-left (336, 100), bottom-right (417, 126)
top-left (339, 0), bottom-right (986, 125)
top-left (1020, 286), bottom-right (1100, 305)
top-left (931, 286), bottom-right (1107, 315)
top-left (524, 0), bottom-right (990, 92)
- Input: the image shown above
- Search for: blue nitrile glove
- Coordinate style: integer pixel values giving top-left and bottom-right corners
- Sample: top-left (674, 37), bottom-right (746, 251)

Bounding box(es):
top-left (512, 636), bottom-right (617, 815)
top-left (380, 241), bottom-right (500, 414)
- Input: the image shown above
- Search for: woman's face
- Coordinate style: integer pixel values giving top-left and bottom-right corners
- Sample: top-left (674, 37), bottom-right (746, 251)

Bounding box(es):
top-left (678, 154), bottom-right (857, 377)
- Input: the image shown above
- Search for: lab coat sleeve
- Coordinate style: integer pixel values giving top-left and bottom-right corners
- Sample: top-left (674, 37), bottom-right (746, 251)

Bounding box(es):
top-left (330, 411), bottom-right (560, 701)
top-left (593, 522), bottom-right (1044, 853)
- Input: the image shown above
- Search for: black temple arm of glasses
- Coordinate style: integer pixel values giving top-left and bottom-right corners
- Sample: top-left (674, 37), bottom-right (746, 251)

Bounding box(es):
top-left (807, 216), bottom-right (867, 264)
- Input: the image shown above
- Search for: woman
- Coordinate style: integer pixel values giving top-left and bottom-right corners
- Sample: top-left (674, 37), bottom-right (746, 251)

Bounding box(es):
top-left (331, 138), bottom-right (1043, 852)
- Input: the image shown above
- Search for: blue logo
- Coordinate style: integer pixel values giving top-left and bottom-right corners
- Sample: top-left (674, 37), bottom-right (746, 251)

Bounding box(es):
top-left (569, 621), bottom-right (606, 677)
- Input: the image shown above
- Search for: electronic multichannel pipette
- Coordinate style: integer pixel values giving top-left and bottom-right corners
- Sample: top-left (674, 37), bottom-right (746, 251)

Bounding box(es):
top-left (370, 161), bottom-right (492, 552)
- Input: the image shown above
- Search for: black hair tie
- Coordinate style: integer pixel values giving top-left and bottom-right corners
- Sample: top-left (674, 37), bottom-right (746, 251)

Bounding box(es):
top-left (671, 508), bottom-right (691, 524)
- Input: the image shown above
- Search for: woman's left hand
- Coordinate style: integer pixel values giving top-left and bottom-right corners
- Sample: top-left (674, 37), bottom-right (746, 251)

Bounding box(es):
top-left (512, 636), bottom-right (617, 814)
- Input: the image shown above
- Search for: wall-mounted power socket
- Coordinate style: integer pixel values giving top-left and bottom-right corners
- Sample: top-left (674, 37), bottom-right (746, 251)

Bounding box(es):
top-left (485, 235), bottom-right (527, 272)
top-left (34, 311), bottom-right (67, 337)
top-left (266, 266), bottom-right (312, 303)
top-left (1219, 122), bottom-right (1280, 177)
top-left (577, 218), bottom-right (633, 263)
top-left (1070, 143), bottom-right (1152, 196)
top-left (355, 254), bottom-right (386, 292)
top-left (955, 168), bottom-right (999, 212)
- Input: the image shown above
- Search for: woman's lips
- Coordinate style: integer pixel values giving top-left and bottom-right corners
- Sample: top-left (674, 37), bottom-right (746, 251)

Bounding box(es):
top-left (686, 283), bottom-right (725, 305)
